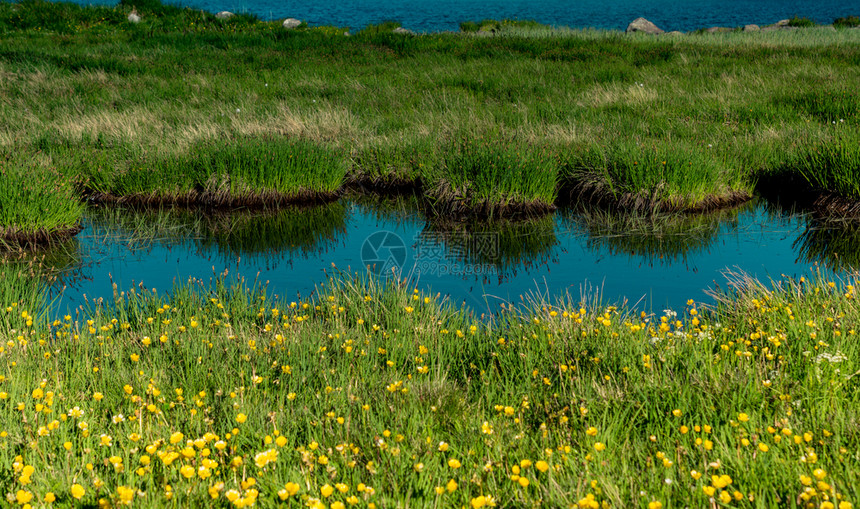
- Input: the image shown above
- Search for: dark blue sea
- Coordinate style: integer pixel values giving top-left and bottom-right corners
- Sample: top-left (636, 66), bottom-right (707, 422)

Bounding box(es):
top-left (77, 0), bottom-right (856, 32)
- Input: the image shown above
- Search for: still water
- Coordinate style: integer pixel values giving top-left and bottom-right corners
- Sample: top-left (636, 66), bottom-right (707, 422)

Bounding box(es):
top-left (72, 0), bottom-right (853, 32)
top-left (45, 196), bottom-right (854, 315)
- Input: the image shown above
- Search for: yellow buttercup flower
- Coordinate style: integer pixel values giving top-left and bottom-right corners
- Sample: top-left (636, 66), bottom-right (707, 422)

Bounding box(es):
top-left (71, 484), bottom-right (85, 500)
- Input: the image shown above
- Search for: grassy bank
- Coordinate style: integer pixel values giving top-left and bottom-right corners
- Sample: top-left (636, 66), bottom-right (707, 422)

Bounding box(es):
top-left (0, 150), bottom-right (84, 245)
top-left (0, 263), bottom-right (858, 507)
top-left (1, 1), bottom-right (860, 235)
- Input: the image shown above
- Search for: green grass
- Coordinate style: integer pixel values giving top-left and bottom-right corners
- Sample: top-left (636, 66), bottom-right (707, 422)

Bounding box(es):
top-left (834, 15), bottom-right (860, 28)
top-left (0, 0), bottom-right (860, 237)
top-left (786, 16), bottom-right (818, 28)
top-left (0, 263), bottom-right (857, 507)
top-left (795, 130), bottom-right (860, 199)
top-left (0, 151), bottom-right (84, 241)
top-left (459, 19), bottom-right (546, 33)
top-left (77, 137), bottom-right (346, 206)
top-left (568, 139), bottom-right (751, 212)
top-left (426, 133), bottom-right (559, 217)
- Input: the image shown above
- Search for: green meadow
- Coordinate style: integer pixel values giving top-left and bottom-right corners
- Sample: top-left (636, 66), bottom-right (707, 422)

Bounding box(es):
top-left (0, 258), bottom-right (859, 508)
top-left (0, 2), bottom-right (859, 507)
top-left (1, 0), bottom-right (860, 237)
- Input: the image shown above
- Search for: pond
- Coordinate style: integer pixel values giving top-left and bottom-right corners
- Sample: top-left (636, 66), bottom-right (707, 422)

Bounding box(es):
top-left (42, 195), bottom-right (857, 316)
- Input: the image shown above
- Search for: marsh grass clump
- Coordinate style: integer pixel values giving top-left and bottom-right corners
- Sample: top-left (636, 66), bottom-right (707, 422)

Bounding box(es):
top-left (459, 19), bottom-right (546, 34)
top-left (793, 130), bottom-right (860, 214)
top-left (834, 15), bottom-right (860, 28)
top-left (427, 133), bottom-right (559, 218)
top-left (786, 16), bottom-right (817, 27)
top-left (355, 21), bottom-right (402, 36)
top-left (190, 137), bottom-right (346, 206)
top-left (347, 139), bottom-right (437, 193)
top-left (0, 153), bottom-right (84, 245)
top-left (566, 140), bottom-right (751, 213)
top-left (86, 137), bottom-right (346, 208)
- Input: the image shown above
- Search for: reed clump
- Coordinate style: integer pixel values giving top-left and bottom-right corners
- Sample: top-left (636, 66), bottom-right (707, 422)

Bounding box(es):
top-left (426, 133), bottom-right (559, 219)
top-left (562, 140), bottom-right (753, 213)
top-left (83, 137), bottom-right (346, 208)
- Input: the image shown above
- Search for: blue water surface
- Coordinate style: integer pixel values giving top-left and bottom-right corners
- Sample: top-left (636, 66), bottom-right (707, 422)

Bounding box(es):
top-left (49, 200), bottom-right (849, 317)
top-left (73, 0), bottom-right (856, 32)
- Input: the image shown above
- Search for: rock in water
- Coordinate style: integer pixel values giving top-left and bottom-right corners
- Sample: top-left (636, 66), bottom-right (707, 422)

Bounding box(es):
top-left (626, 17), bottom-right (664, 34)
top-left (216, 11), bottom-right (234, 20)
top-left (282, 18), bottom-right (301, 29)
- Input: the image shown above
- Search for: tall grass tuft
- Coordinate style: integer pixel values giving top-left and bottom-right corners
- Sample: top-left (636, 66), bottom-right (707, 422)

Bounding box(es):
top-left (427, 132), bottom-right (559, 218)
top-left (0, 153), bottom-right (84, 242)
top-left (86, 137), bottom-right (346, 207)
top-left (0, 259), bottom-right (51, 328)
top-left (568, 139), bottom-right (752, 213)
top-left (795, 130), bottom-right (860, 203)
top-left (188, 137), bottom-right (346, 205)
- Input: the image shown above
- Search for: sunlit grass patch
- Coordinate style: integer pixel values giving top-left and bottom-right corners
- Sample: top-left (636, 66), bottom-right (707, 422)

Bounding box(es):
top-left (567, 139), bottom-right (752, 213)
top-left (0, 153), bottom-right (84, 244)
top-left (0, 266), bottom-right (857, 506)
top-left (83, 136), bottom-right (346, 207)
top-left (795, 130), bottom-right (860, 201)
top-left (426, 132), bottom-right (559, 218)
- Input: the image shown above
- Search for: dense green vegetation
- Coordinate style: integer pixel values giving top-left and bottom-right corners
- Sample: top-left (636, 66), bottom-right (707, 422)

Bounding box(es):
top-left (0, 0), bottom-right (859, 238)
top-left (0, 261), bottom-right (858, 507)
top-left (834, 16), bottom-right (860, 28)
top-left (1, 4), bottom-right (860, 505)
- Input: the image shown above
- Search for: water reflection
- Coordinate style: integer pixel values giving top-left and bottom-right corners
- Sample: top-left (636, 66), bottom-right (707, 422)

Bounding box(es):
top-left (198, 203), bottom-right (349, 259)
top-left (86, 202), bottom-right (350, 262)
top-left (419, 215), bottom-right (558, 282)
top-left (348, 193), bottom-right (559, 281)
top-left (22, 198), bottom-right (860, 314)
top-left (796, 216), bottom-right (860, 270)
top-left (560, 204), bottom-right (750, 266)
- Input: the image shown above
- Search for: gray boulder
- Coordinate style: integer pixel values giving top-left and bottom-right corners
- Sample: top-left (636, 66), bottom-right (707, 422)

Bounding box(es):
top-left (393, 27), bottom-right (415, 35)
top-left (282, 18), bottom-right (302, 29)
top-left (215, 11), bottom-right (234, 20)
top-left (776, 19), bottom-right (790, 27)
top-left (705, 26), bottom-right (731, 33)
top-left (743, 24), bottom-right (760, 32)
top-left (664, 30), bottom-right (684, 35)
top-left (626, 17), bottom-right (664, 34)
